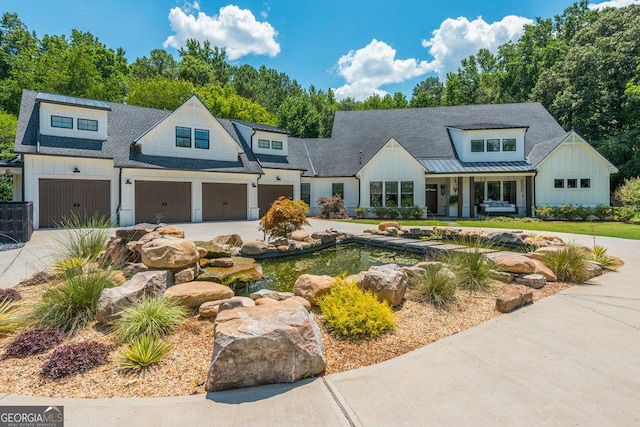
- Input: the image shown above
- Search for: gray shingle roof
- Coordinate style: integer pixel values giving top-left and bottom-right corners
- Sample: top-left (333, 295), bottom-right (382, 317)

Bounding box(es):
top-left (300, 102), bottom-right (567, 176)
top-left (15, 90), bottom-right (263, 175)
top-left (526, 133), bottom-right (569, 168)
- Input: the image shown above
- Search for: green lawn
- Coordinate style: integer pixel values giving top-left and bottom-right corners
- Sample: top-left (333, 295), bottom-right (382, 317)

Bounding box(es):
top-left (345, 218), bottom-right (640, 240)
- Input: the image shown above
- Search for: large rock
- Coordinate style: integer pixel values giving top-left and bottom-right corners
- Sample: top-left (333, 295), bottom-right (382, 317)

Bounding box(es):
top-left (128, 232), bottom-right (163, 254)
top-left (165, 281), bottom-right (234, 308)
top-left (198, 296), bottom-right (255, 318)
top-left (195, 241), bottom-right (232, 259)
top-left (530, 259), bottom-right (557, 282)
top-left (377, 221), bottom-right (400, 231)
top-left (210, 258), bottom-right (234, 268)
top-left (515, 274), bottom-right (546, 289)
top-left (212, 234), bottom-right (243, 248)
top-left (290, 230), bottom-right (310, 242)
top-left (96, 270), bottom-right (172, 324)
top-left (360, 264), bottom-right (408, 307)
top-left (121, 262), bottom-right (149, 278)
top-left (205, 299), bottom-right (326, 392)
top-left (116, 223), bottom-right (157, 241)
top-left (293, 274), bottom-right (335, 305)
top-left (492, 254), bottom-right (537, 274)
top-left (240, 241), bottom-right (268, 256)
top-left (495, 290), bottom-right (533, 313)
top-left (486, 231), bottom-right (527, 246)
top-left (250, 289), bottom-right (295, 301)
top-left (198, 261), bottom-right (263, 286)
top-left (156, 226), bottom-right (185, 238)
top-left (174, 264), bottom-right (199, 284)
top-left (100, 237), bottom-right (135, 266)
top-left (585, 261), bottom-right (604, 279)
top-left (489, 269), bottom-right (514, 283)
top-left (310, 231), bottom-right (337, 245)
top-left (141, 239), bottom-right (200, 269)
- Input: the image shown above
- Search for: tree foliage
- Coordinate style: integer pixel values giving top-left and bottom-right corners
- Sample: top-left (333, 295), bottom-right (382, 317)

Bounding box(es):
top-left (258, 196), bottom-right (310, 239)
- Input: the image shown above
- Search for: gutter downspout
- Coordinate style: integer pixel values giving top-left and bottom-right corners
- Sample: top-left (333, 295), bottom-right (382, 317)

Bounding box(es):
top-left (355, 175), bottom-right (361, 208)
top-left (117, 168), bottom-right (122, 226)
top-left (21, 154), bottom-right (25, 202)
top-left (36, 103), bottom-right (41, 153)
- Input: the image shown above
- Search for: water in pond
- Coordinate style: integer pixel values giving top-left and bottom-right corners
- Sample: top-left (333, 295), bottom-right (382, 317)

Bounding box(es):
top-left (251, 243), bottom-right (424, 293)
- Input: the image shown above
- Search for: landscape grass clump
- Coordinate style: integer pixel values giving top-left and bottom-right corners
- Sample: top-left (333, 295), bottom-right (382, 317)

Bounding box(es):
top-left (54, 213), bottom-right (112, 261)
top-left (447, 249), bottom-right (493, 292)
top-left (112, 296), bottom-right (187, 343)
top-left (0, 300), bottom-right (21, 334)
top-left (118, 335), bottom-right (172, 371)
top-left (0, 288), bottom-right (21, 303)
top-left (542, 243), bottom-right (588, 283)
top-left (410, 264), bottom-right (457, 308)
top-left (41, 341), bottom-right (111, 380)
top-left (590, 245), bottom-right (622, 270)
top-left (2, 328), bottom-right (65, 359)
top-left (318, 277), bottom-right (396, 339)
top-left (31, 270), bottom-right (116, 334)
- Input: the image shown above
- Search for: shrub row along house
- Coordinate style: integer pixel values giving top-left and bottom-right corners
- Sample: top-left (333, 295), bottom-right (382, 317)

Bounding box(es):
top-left (8, 90), bottom-right (617, 228)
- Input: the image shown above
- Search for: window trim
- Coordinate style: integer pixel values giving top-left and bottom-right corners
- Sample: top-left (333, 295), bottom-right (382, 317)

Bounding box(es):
top-left (554, 179), bottom-right (564, 189)
top-left (194, 128), bottom-right (209, 149)
top-left (370, 181), bottom-right (383, 207)
top-left (301, 183), bottom-right (311, 205)
top-left (400, 181), bottom-right (414, 207)
top-left (51, 115), bottom-right (73, 129)
top-left (567, 178), bottom-right (578, 189)
top-left (580, 178), bottom-right (591, 189)
top-left (332, 182), bottom-right (344, 199)
top-left (487, 138), bottom-right (501, 152)
top-left (471, 139), bottom-right (484, 152)
top-left (257, 139), bottom-right (270, 149)
top-left (77, 118), bottom-right (98, 131)
top-left (175, 126), bottom-right (191, 148)
top-left (502, 138), bottom-right (516, 152)
top-left (271, 140), bottom-right (283, 150)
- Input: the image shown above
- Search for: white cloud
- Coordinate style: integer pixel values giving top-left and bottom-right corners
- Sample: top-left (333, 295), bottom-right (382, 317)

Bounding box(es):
top-left (588, 0), bottom-right (640, 9)
top-left (163, 4), bottom-right (280, 60)
top-left (333, 39), bottom-right (432, 101)
top-left (421, 15), bottom-right (533, 77)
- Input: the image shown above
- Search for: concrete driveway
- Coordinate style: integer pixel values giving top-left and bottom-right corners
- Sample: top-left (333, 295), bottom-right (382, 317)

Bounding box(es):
top-left (1, 220), bottom-right (639, 426)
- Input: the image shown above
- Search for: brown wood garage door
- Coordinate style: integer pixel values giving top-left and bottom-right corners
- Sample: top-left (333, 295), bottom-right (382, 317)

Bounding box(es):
top-left (39, 179), bottom-right (111, 228)
top-left (202, 183), bottom-right (247, 221)
top-left (258, 184), bottom-right (294, 217)
top-left (135, 181), bottom-right (191, 224)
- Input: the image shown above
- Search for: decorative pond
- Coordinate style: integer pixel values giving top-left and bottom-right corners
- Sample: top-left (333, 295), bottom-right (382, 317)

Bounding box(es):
top-left (251, 243), bottom-right (424, 293)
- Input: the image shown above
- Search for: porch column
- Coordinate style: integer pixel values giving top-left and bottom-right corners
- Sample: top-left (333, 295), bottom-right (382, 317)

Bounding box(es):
top-left (457, 177), bottom-right (463, 218)
top-left (526, 176), bottom-right (533, 217)
top-left (469, 176), bottom-right (475, 219)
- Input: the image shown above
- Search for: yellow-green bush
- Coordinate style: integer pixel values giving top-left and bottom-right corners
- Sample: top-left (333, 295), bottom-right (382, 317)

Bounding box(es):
top-left (317, 278), bottom-right (395, 339)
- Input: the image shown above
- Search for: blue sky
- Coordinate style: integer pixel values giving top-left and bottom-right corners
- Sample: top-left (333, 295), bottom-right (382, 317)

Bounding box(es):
top-left (4, 0), bottom-right (638, 100)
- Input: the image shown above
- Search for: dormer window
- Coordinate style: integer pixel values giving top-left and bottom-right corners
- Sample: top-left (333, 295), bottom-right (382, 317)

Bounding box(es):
top-left (51, 115), bottom-right (73, 129)
top-left (176, 126), bottom-right (191, 148)
top-left (258, 139), bottom-right (270, 149)
top-left (487, 139), bottom-right (500, 152)
top-left (272, 140), bottom-right (283, 150)
top-left (78, 118), bottom-right (98, 131)
top-left (471, 139), bottom-right (484, 152)
top-left (195, 129), bottom-right (209, 149)
top-left (503, 138), bottom-right (516, 151)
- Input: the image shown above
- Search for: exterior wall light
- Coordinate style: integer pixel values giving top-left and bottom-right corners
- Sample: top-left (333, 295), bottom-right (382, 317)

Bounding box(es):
top-left (73, 167), bottom-right (80, 173)
top-left (440, 184), bottom-right (445, 195)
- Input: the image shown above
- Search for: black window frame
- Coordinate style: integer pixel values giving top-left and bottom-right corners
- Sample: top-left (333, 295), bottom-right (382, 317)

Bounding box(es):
top-left (257, 139), bottom-right (270, 149)
top-left (487, 138), bottom-right (501, 152)
top-left (195, 128), bottom-right (209, 149)
top-left (503, 180), bottom-right (517, 205)
top-left (175, 126), bottom-right (191, 148)
top-left (77, 118), bottom-right (98, 131)
top-left (400, 181), bottom-right (414, 206)
top-left (580, 178), bottom-right (591, 189)
top-left (271, 140), bottom-right (283, 150)
top-left (370, 181), bottom-right (382, 207)
top-left (332, 183), bottom-right (344, 199)
top-left (385, 181), bottom-right (398, 207)
top-left (554, 179), bottom-right (564, 189)
top-left (502, 138), bottom-right (516, 152)
top-left (51, 115), bottom-right (73, 129)
top-left (301, 183), bottom-right (311, 205)
top-left (487, 181), bottom-right (500, 201)
top-left (567, 179), bottom-right (578, 189)
top-left (471, 139), bottom-right (484, 152)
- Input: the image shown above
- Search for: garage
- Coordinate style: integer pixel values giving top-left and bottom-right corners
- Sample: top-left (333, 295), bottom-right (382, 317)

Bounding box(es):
top-left (258, 184), bottom-right (294, 217)
top-left (135, 181), bottom-right (191, 224)
top-left (202, 183), bottom-right (247, 220)
top-left (39, 179), bottom-right (111, 228)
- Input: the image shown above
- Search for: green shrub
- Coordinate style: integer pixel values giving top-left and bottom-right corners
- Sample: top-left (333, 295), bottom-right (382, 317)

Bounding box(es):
top-left (113, 296), bottom-right (187, 343)
top-left (317, 195), bottom-right (349, 219)
top-left (557, 204), bottom-right (576, 220)
top-left (397, 206), bottom-right (413, 219)
top-left (55, 213), bottom-right (112, 262)
top-left (318, 278), bottom-right (396, 339)
top-left (574, 206), bottom-right (593, 221)
top-left (617, 205), bottom-right (637, 222)
top-left (31, 271), bottom-right (116, 333)
top-left (118, 335), bottom-right (171, 370)
top-left (592, 204), bottom-right (612, 221)
top-left (373, 206), bottom-right (389, 218)
top-left (447, 249), bottom-right (493, 292)
top-left (0, 300), bottom-right (21, 334)
top-left (535, 205), bottom-right (554, 220)
top-left (410, 265), bottom-right (457, 308)
top-left (410, 205), bottom-right (425, 219)
top-left (542, 243), bottom-right (588, 283)
top-left (386, 207), bottom-right (399, 219)
top-left (355, 207), bottom-right (370, 218)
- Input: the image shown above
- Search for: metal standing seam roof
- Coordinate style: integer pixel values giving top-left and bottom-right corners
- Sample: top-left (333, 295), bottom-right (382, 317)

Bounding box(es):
top-left (419, 158), bottom-right (534, 174)
top-left (36, 92), bottom-right (111, 111)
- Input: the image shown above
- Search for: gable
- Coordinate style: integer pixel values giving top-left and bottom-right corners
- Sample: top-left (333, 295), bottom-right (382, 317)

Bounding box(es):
top-left (357, 138), bottom-right (426, 177)
top-left (135, 96), bottom-right (241, 162)
top-left (537, 132), bottom-right (618, 174)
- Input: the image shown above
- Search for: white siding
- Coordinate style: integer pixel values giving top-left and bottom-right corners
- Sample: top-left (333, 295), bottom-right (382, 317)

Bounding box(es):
top-left (137, 96), bottom-right (240, 162)
top-left (358, 139), bottom-right (426, 208)
top-left (455, 128), bottom-right (526, 163)
top-left (302, 177), bottom-right (359, 216)
top-left (119, 169), bottom-right (260, 226)
top-left (39, 103), bottom-right (108, 141)
top-left (536, 134), bottom-right (613, 207)
top-left (23, 154), bottom-right (119, 229)
top-left (252, 130), bottom-right (288, 156)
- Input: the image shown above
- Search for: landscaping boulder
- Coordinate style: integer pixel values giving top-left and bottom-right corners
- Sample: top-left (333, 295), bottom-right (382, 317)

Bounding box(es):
top-left (121, 262), bottom-right (149, 278)
top-left (290, 230), bottom-right (310, 242)
top-left (198, 261), bottom-right (263, 285)
top-left (293, 274), bottom-right (335, 305)
top-left (495, 290), bottom-right (533, 313)
top-left (194, 241), bottom-right (232, 259)
top-left (241, 241), bottom-right (268, 256)
top-left (129, 232), bottom-right (163, 254)
top-left (515, 274), bottom-right (546, 289)
top-left (205, 299), bottom-right (326, 392)
top-left (174, 264), bottom-right (199, 285)
top-left (311, 231), bottom-right (337, 245)
top-left (486, 231), bottom-right (527, 246)
top-left (156, 225), bottom-right (185, 238)
top-left (530, 259), bottom-right (557, 282)
top-left (489, 270), bottom-right (515, 283)
top-left (165, 281), bottom-right (234, 309)
top-left (360, 264), bottom-right (408, 307)
top-left (210, 257), bottom-right (234, 268)
top-left (585, 261), bottom-right (604, 279)
top-left (255, 297), bottom-right (279, 305)
top-left (289, 296), bottom-right (312, 312)
top-left (100, 237), bottom-right (135, 266)
top-left (96, 270), bottom-right (172, 324)
top-left (141, 239), bottom-right (200, 269)
top-left (250, 289), bottom-right (295, 301)
top-left (198, 296), bottom-right (255, 318)
top-left (212, 234), bottom-right (243, 248)
top-left (378, 221), bottom-right (400, 231)
top-left (492, 254), bottom-right (537, 274)
top-left (116, 223), bottom-right (157, 242)
top-left (386, 227), bottom-right (398, 237)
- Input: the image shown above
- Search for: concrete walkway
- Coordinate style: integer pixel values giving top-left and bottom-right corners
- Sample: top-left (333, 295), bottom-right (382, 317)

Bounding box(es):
top-left (1, 220), bottom-right (639, 426)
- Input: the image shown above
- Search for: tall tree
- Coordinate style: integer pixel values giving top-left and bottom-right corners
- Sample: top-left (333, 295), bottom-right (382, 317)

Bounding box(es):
top-left (410, 77), bottom-right (444, 107)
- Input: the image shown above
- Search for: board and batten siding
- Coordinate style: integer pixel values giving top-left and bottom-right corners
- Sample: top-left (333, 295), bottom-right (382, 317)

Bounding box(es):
top-left (358, 138), bottom-right (426, 208)
top-left (535, 134), bottom-right (614, 207)
top-left (136, 96), bottom-right (240, 162)
top-left (39, 103), bottom-right (108, 141)
top-left (23, 154), bottom-right (119, 229)
top-left (302, 177), bottom-right (359, 216)
top-left (119, 168), bottom-right (260, 226)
